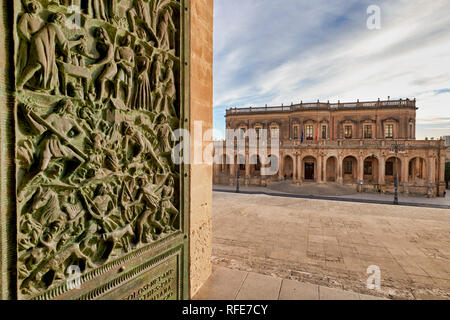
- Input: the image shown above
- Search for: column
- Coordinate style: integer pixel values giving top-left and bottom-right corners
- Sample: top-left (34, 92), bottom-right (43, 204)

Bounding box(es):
top-left (245, 153), bottom-right (250, 186)
top-left (337, 155), bottom-right (343, 184)
top-left (428, 157), bottom-right (435, 184)
top-left (229, 162), bottom-right (236, 185)
top-left (278, 156), bottom-right (284, 180)
top-left (439, 154), bottom-right (446, 183)
top-left (317, 156), bottom-right (323, 183)
top-left (358, 157), bottom-right (364, 183)
top-left (428, 157), bottom-right (436, 197)
top-left (245, 153), bottom-right (250, 177)
top-left (293, 155), bottom-right (298, 182)
top-left (402, 156), bottom-right (409, 194)
top-left (379, 157), bottom-right (385, 185)
top-left (401, 157), bottom-right (409, 183)
top-left (439, 154), bottom-right (446, 197)
top-left (297, 156), bottom-right (303, 184)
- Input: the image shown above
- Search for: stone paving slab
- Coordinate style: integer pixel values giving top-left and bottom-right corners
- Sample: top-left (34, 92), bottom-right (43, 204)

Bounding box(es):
top-left (235, 272), bottom-right (282, 300)
top-left (319, 286), bottom-right (360, 300)
top-left (278, 279), bottom-right (319, 300)
top-left (193, 266), bottom-right (248, 300)
top-left (211, 192), bottom-right (450, 300)
top-left (194, 266), bottom-right (383, 300)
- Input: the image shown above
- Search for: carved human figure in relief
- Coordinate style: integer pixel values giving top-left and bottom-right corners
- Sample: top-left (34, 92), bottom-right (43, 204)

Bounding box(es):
top-left (17, 12), bottom-right (69, 93)
top-left (128, 175), bottom-right (164, 245)
top-left (92, 184), bottom-right (119, 232)
top-left (157, 7), bottom-right (175, 52)
top-left (114, 35), bottom-right (135, 106)
top-left (122, 122), bottom-right (164, 169)
top-left (155, 113), bottom-right (174, 153)
top-left (128, 0), bottom-right (154, 40)
top-left (89, 0), bottom-right (117, 22)
top-left (17, 1), bottom-right (44, 75)
top-left (24, 100), bottom-right (85, 180)
top-left (94, 27), bottom-right (117, 102)
top-left (160, 176), bottom-right (179, 232)
top-left (151, 53), bottom-right (163, 112)
top-left (132, 44), bottom-right (152, 110)
top-left (160, 59), bottom-right (176, 116)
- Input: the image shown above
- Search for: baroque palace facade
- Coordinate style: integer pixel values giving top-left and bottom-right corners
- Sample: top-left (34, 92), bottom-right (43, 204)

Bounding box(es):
top-left (213, 98), bottom-right (447, 197)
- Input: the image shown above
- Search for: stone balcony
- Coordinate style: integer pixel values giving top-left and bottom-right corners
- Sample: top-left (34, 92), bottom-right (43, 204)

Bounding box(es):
top-left (226, 98), bottom-right (417, 116)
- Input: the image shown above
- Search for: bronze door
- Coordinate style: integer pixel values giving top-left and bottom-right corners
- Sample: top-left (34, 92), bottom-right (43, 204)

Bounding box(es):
top-left (11, 0), bottom-right (190, 300)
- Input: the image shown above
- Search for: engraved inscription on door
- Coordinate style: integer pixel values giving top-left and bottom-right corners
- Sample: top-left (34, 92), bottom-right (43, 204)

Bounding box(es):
top-left (14, 0), bottom-right (188, 300)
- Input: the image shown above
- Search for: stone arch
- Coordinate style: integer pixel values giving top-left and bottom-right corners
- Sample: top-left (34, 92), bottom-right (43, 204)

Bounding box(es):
top-left (222, 154), bottom-right (231, 174)
top-left (363, 156), bottom-right (379, 183)
top-left (326, 156), bottom-right (337, 182)
top-left (302, 156), bottom-right (317, 181)
top-left (343, 156), bottom-right (358, 182)
top-left (283, 155), bottom-right (294, 179)
top-left (408, 157), bottom-right (427, 183)
top-left (262, 154), bottom-right (279, 177)
top-left (385, 156), bottom-right (402, 183)
top-left (250, 154), bottom-right (262, 177)
top-left (235, 154), bottom-right (245, 174)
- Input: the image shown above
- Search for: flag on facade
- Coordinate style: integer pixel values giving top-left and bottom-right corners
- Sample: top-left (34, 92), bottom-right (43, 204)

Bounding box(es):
top-left (301, 128), bottom-right (304, 143)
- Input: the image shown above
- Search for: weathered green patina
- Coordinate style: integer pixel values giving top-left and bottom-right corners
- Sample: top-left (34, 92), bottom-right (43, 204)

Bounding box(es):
top-left (1, 0), bottom-right (190, 300)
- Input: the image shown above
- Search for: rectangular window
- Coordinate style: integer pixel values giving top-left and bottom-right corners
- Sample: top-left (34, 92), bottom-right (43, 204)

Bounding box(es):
top-left (385, 124), bottom-right (394, 138)
top-left (239, 128), bottom-right (245, 139)
top-left (271, 127), bottom-right (279, 139)
top-left (321, 125), bottom-right (327, 139)
top-left (306, 125), bottom-right (314, 140)
top-left (385, 162), bottom-right (394, 176)
top-left (344, 161), bottom-right (353, 174)
top-left (364, 125), bottom-right (373, 139)
top-left (255, 127), bottom-right (261, 140)
top-left (344, 126), bottom-right (353, 139)
top-left (364, 161), bottom-right (373, 175)
top-left (409, 124), bottom-right (413, 138)
top-left (293, 126), bottom-right (299, 139)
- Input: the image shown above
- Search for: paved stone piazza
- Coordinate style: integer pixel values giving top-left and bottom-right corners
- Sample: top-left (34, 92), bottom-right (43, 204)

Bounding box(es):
top-left (211, 192), bottom-right (450, 300)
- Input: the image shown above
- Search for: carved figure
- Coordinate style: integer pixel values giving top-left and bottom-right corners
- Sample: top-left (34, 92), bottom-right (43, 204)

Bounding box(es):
top-left (128, 175), bottom-right (164, 245)
top-left (17, 12), bottom-right (69, 93)
top-left (31, 187), bottom-right (66, 227)
top-left (132, 44), bottom-right (152, 110)
top-left (157, 7), bottom-right (176, 51)
top-left (122, 122), bottom-right (164, 169)
top-left (17, 1), bottom-right (44, 75)
top-left (90, 0), bottom-right (117, 22)
top-left (24, 100), bottom-right (85, 182)
top-left (151, 54), bottom-right (163, 112)
top-left (160, 59), bottom-right (176, 116)
top-left (160, 176), bottom-right (179, 232)
top-left (127, 0), bottom-right (155, 40)
top-left (92, 184), bottom-right (120, 231)
top-left (94, 27), bottom-right (117, 102)
top-left (155, 114), bottom-right (174, 153)
top-left (114, 35), bottom-right (135, 106)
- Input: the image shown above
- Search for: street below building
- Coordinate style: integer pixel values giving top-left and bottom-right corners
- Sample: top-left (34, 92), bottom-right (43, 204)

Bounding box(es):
top-left (212, 191), bottom-right (450, 300)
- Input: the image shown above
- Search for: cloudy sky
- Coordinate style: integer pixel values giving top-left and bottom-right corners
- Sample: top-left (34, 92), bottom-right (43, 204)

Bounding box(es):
top-left (213, 0), bottom-right (450, 140)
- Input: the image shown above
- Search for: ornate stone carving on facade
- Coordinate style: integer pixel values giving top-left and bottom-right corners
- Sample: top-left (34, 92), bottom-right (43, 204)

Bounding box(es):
top-left (15, 0), bottom-right (184, 300)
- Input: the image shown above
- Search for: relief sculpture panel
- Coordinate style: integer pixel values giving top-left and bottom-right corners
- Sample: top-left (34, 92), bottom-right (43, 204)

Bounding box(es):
top-left (14, 0), bottom-right (188, 300)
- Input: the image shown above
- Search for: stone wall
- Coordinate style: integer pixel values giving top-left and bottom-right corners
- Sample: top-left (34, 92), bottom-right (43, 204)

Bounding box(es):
top-left (189, 0), bottom-right (213, 298)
